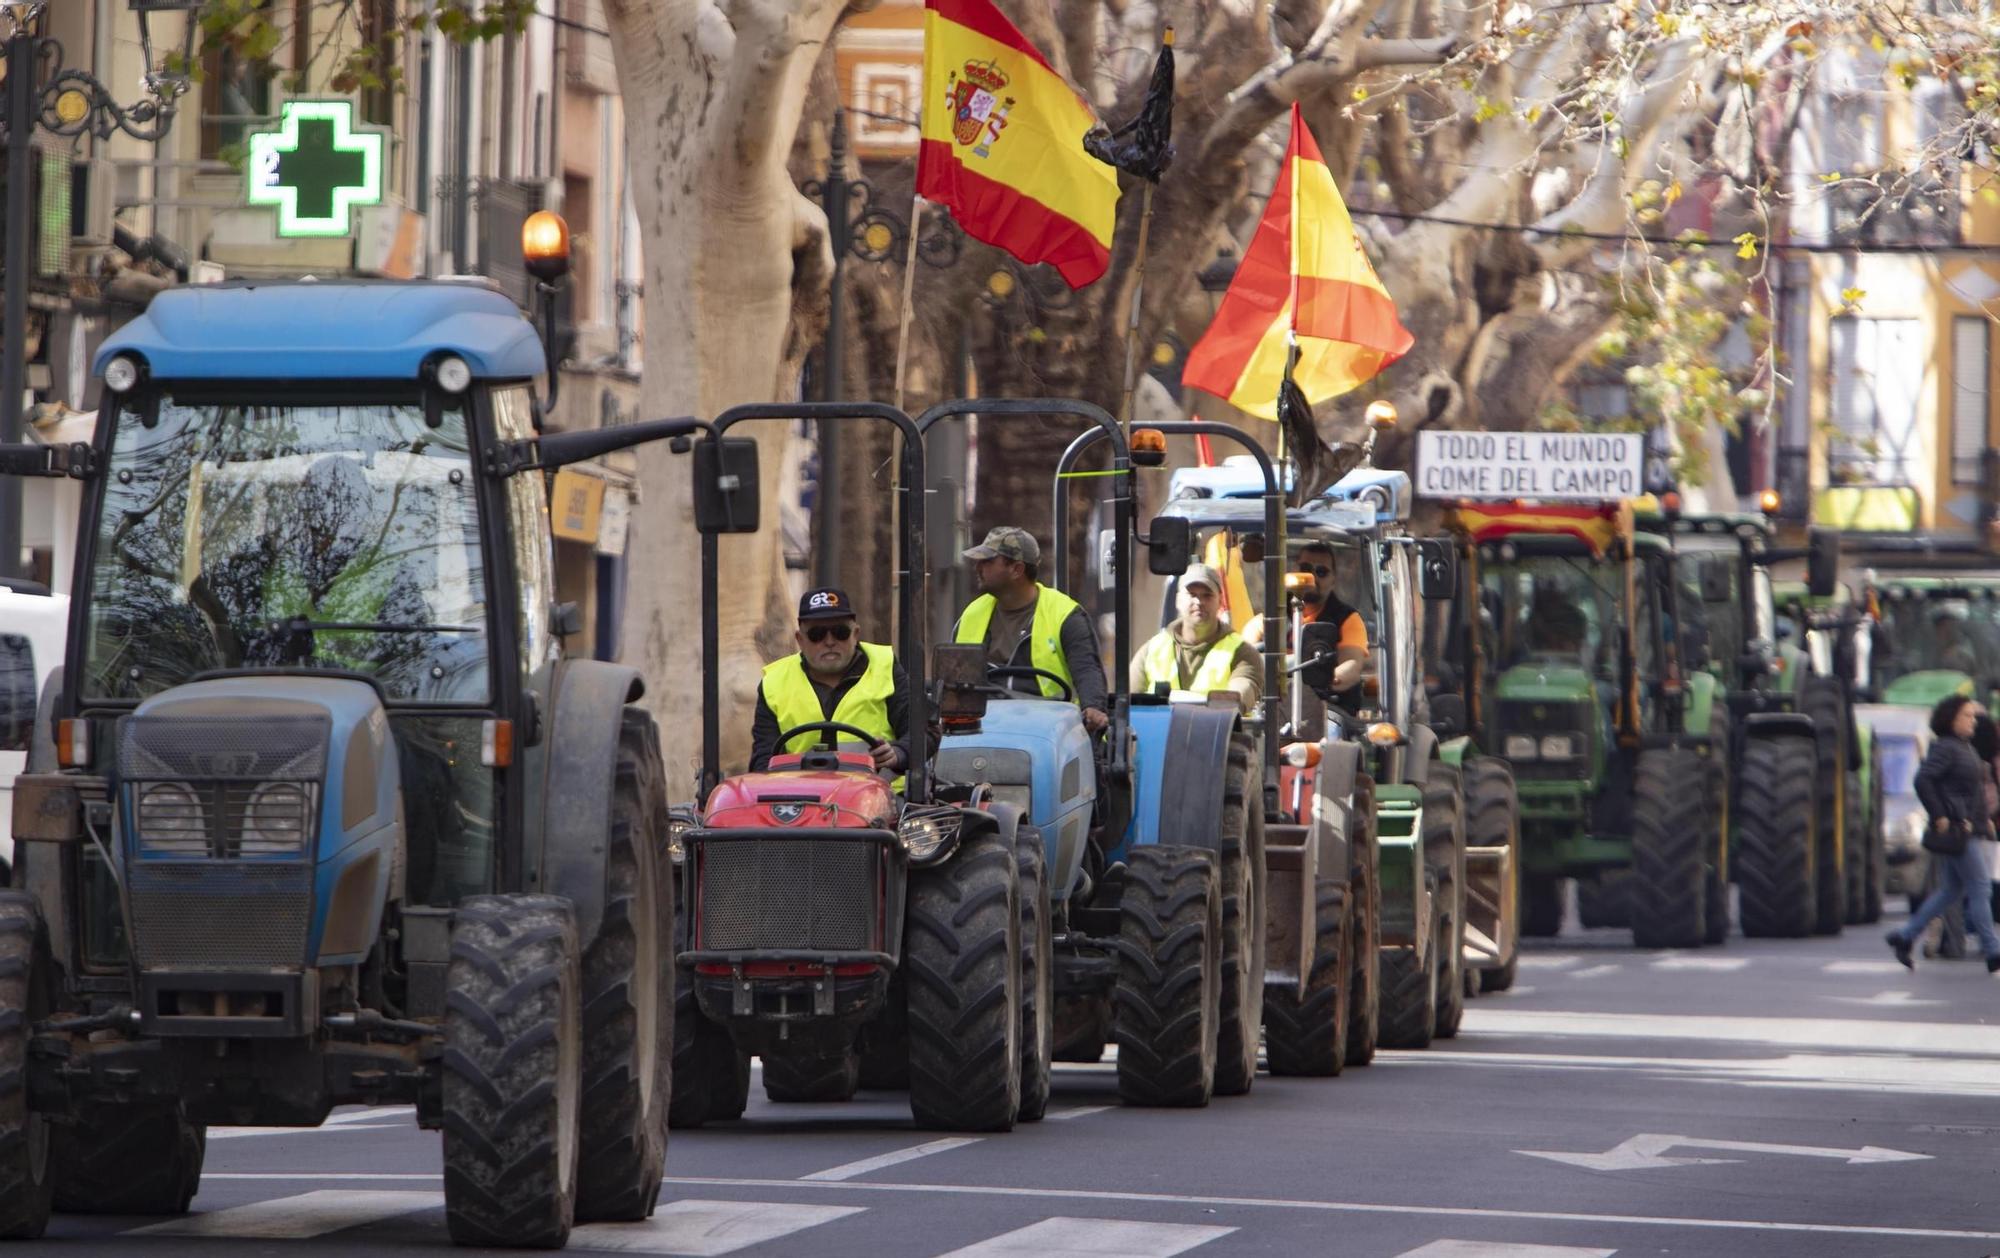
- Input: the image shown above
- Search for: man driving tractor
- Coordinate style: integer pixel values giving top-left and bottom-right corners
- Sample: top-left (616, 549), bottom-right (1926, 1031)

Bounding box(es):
top-left (749, 586), bottom-right (916, 779)
top-left (955, 525), bottom-right (1111, 732)
top-left (1131, 563), bottom-right (1262, 714)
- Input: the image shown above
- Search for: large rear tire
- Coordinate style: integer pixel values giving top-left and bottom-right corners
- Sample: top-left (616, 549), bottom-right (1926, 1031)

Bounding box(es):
top-left (1263, 880), bottom-right (1351, 1076)
top-left (1113, 846), bottom-right (1220, 1107)
top-left (1464, 758), bottom-right (1521, 993)
top-left (1576, 870), bottom-right (1632, 929)
top-left (0, 893), bottom-right (51, 1240)
top-left (1016, 824), bottom-right (1053, 1123)
top-left (762, 1051), bottom-right (860, 1103)
top-left (1423, 766), bottom-right (1467, 1039)
top-left (1736, 735), bottom-right (1818, 938)
top-left (576, 709), bottom-right (671, 1222)
top-left (1630, 747), bottom-right (1708, 949)
top-left (1378, 867), bottom-right (1439, 1051)
top-left (1521, 873), bottom-right (1564, 937)
top-left (1345, 783), bottom-right (1381, 1068)
top-left (442, 894), bottom-right (582, 1249)
top-left (1212, 734), bottom-right (1266, 1097)
top-left (906, 824), bottom-right (1020, 1132)
top-left (49, 1105), bottom-right (205, 1216)
top-left (1857, 744), bottom-right (1886, 924)
top-left (1802, 679), bottom-right (1848, 934)
top-left (1703, 723), bottom-right (1732, 946)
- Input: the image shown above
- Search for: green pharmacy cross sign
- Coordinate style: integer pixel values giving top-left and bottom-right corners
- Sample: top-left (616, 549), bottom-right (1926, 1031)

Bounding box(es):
top-left (245, 100), bottom-right (386, 237)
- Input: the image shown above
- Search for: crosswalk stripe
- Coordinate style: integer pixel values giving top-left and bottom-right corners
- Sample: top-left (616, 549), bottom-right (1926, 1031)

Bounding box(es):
top-left (801, 1137), bottom-right (983, 1182)
top-left (1648, 956), bottom-right (1747, 972)
top-left (932, 1217), bottom-right (1235, 1257)
top-left (1047, 1106), bottom-right (1114, 1121)
top-left (1822, 960), bottom-right (1907, 975)
top-left (1395, 1243), bottom-right (1616, 1258)
top-left (570, 1201), bottom-right (865, 1255)
top-left (1569, 964), bottom-right (1622, 979)
top-left (129, 1189), bottom-right (443, 1239)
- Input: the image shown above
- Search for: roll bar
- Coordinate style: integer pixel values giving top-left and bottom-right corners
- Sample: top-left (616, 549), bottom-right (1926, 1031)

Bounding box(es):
top-left (1054, 419), bottom-right (1284, 787)
top-left (702, 402), bottom-right (928, 804)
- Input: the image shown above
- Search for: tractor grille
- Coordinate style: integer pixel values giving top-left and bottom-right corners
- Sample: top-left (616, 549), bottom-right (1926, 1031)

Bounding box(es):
top-left (121, 714), bottom-right (327, 858)
top-left (1498, 700), bottom-right (1594, 782)
top-left (127, 860), bottom-right (313, 969)
top-left (695, 837), bottom-right (881, 952)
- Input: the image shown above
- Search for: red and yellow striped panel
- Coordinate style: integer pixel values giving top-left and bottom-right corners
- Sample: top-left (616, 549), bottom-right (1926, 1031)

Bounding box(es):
top-left (1452, 503), bottom-right (1619, 555)
top-left (918, 0), bottom-right (1119, 289)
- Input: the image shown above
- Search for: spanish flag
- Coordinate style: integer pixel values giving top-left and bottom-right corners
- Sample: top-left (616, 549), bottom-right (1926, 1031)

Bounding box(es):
top-left (1183, 104), bottom-right (1413, 419)
top-left (918, 0), bottom-right (1120, 288)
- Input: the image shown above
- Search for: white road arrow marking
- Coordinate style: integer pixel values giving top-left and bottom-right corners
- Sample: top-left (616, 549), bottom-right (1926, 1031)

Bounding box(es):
top-left (1519, 1133), bottom-right (1933, 1171)
top-left (1827, 990), bottom-right (1946, 1008)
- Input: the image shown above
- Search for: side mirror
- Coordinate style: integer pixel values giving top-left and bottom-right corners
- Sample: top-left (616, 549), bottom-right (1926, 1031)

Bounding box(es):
top-left (1806, 526), bottom-right (1840, 598)
top-left (1699, 557), bottom-right (1734, 603)
top-left (932, 643), bottom-right (989, 729)
top-left (1146, 515), bottom-right (1191, 576)
top-left (1417, 539), bottom-right (1457, 600)
top-left (1429, 692), bottom-right (1467, 739)
top-left (694, 437), bottom-right (761, 534)
top-left (1298, 620), bottom-right (1341, 696)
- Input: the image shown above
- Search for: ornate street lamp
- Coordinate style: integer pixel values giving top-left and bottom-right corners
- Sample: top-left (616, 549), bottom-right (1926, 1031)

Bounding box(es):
top-left (0, 0), bottom-right (196, 575)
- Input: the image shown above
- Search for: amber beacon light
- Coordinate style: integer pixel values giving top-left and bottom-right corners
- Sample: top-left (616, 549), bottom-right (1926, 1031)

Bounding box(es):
top-left (522, 210), bottom-right (572, 282)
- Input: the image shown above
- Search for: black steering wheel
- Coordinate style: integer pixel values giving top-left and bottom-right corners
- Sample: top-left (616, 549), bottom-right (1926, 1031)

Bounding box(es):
top-left (986, 665), bottom-right (1075, 703)
top-left (774, 721), bottom-right (885, 751)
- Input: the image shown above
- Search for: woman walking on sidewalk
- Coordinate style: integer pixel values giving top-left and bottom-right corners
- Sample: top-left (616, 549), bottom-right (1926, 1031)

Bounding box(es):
top-left (1889, 694), bottom-right (2000, 972)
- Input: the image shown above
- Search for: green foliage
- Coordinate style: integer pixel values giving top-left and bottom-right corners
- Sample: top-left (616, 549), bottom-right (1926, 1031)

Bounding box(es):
top-left (188, 0), bottom-right (528, 93)
top-left (1542, 249), bottom-right (1769, 487)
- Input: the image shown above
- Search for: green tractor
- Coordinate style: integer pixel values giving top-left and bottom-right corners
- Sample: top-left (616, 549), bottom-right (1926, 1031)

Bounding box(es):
top-left (1438, 503), bottom-right (1729, 948)
top-left (1652, 511), bottom-right (1848, 937)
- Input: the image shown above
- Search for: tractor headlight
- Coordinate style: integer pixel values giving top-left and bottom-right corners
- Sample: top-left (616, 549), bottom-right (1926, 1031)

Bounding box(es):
top-left (1539, 734), bottom-right (1578, 760)
top-left (102, 353), bottom-right (144, 394)
top-left (665, 808), bottom-right (697, 864)
top-left (432, 354), bottom-right (473, 394)
top-left (898, 808), bottom-right (964, 866)
top-left (1503, 734), bottom-right (1538, 759)
top-left (137, 782), bottom-right (207, 857)
top-left (239, 782), bottom-right (312, 854)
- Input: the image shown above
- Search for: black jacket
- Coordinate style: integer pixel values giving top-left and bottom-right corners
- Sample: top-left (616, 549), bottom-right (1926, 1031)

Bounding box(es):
top-left (748, 650), bottom-right (916, 774)
top-left (1914, 735), bottom-right (1994, 839)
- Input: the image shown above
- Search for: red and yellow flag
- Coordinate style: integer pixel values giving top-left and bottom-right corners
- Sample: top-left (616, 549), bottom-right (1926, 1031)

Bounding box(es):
top-left (1183, 104), bottom-right (1413, 419)
top-left (918, 0), bottom-right (1119, 288)
top-left (1451, 504), bottom-right (1620, 556)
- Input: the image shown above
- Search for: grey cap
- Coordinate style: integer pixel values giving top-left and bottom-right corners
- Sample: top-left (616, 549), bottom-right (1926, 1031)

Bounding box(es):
top-left (1179, 562), bottom-right (1225, 594)
top-left (964, 526), bottom-right (1041, 565)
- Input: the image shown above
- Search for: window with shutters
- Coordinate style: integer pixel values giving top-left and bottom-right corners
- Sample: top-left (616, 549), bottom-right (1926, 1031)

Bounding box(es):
top-left (1952, 316), bottom-right (1990, 486)
top-left (1828, 316), bottom-right (1922, 484)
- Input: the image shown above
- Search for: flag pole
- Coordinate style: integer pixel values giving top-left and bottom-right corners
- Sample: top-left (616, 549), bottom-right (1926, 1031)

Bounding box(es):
top-left (893, 195), bottom-right (926, 414)
top-left (1116, 182), bottom-right (1157, 429)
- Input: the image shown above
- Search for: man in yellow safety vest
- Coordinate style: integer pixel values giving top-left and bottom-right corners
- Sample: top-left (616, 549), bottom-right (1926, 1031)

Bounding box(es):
top-left (954, 526), bottom-right (1110, 732)
top-left (1130, 563), bottom-right (1263, 714)
top-left (749, 586), bottom-right (914, 781)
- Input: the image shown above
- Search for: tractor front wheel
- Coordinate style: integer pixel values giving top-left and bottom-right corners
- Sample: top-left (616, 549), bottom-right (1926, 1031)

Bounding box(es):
top-left (0, 893), bottom-right (51, 1240)
top-left (1630, 747), bottom-right (1708, 948)
top-left (905, 824), bottom-right (1021, 1131)
top-left (1113, 846), bottom-right (1221, 1107)
top-left (1736, 736), bottom-right (1819, 939)
top-left (1263, 880), bottom-right (1351, 1076)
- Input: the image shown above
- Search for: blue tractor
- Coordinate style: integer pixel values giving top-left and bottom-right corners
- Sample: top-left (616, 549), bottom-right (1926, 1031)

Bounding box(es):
top-left (0, 264), bottom-right (757, 1244)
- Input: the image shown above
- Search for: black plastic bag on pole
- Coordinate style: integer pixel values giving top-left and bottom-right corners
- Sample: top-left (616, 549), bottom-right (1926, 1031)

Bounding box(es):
top-left (1083, 30), bottom-right (1175, 182)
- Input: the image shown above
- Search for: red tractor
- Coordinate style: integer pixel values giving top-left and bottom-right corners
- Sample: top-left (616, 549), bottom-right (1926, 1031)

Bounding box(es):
top-left (669, 404), bottom-right (1046, 1132)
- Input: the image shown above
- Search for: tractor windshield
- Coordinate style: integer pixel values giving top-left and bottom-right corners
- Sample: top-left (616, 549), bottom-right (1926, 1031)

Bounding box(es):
top-left (1873, 592), bottom-right (2000, 687)
top-left (82, 394), bottom-right (489, 703)
top-left (1480, 550), bottom-right (1660, 682)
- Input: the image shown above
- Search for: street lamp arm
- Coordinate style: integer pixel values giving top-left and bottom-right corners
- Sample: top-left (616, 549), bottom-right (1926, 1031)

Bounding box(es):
top-left (40, 68), bottom-right (185, 143)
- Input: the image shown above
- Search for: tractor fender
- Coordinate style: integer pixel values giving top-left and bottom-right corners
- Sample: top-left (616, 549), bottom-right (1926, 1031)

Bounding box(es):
top-left (1151, 703), bottom-right (1241, 850)
top-left (1405, 724), bottom-right (1439, 785)
top-left (1743, 711), bottom-right (1815, 742)
top-left (1311, 739), bottom-right (1361, 880)
top-left (539, 658), bottom-right (646, 948)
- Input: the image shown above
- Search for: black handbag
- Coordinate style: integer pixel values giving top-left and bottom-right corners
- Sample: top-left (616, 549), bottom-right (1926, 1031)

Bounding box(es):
top-left (1922, 817), bottom-right (1970, 858)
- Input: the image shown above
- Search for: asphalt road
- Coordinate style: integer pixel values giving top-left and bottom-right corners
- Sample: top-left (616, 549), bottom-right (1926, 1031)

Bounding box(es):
top-left (29, 907), bottom-right (2000, 1258)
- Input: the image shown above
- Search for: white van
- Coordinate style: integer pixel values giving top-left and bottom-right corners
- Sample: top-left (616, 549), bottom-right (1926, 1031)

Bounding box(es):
top-left (0, 584), bottom-right (69, 883)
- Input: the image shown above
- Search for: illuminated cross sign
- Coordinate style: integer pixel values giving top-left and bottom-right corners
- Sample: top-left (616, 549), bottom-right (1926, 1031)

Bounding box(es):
top-left (245, 100), bottom-right (385, 238)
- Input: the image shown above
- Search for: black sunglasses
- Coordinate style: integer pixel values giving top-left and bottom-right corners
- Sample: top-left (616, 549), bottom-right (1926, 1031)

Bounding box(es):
top-left (1294, 562), bottom-right (1333, 579)
top-left (805, 624), bottom-right (854, 643)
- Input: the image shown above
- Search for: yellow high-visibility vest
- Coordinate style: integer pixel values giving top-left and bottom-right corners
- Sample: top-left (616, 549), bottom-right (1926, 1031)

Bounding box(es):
top-left (1138, 629), bottom-right (1242, 696)
top-left (760, 642), bottom-right (901, 787)
top-left (954, 584), bottom-right (1081, 701)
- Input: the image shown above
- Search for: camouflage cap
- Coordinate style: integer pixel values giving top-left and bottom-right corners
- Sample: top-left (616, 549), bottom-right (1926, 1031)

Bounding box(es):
top-left (964, 526), bottom-right (1041, 565)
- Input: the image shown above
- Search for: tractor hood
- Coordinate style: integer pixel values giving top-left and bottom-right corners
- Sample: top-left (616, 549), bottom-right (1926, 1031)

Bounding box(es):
top-left (1494, 661), bottom-right (1598, 702)
top-left (1882, 670), bottom-right (1974, 709)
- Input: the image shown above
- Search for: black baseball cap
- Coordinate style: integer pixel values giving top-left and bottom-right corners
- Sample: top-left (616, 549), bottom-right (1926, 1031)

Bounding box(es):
top-left (798, 587), bottom-right (855, 621)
